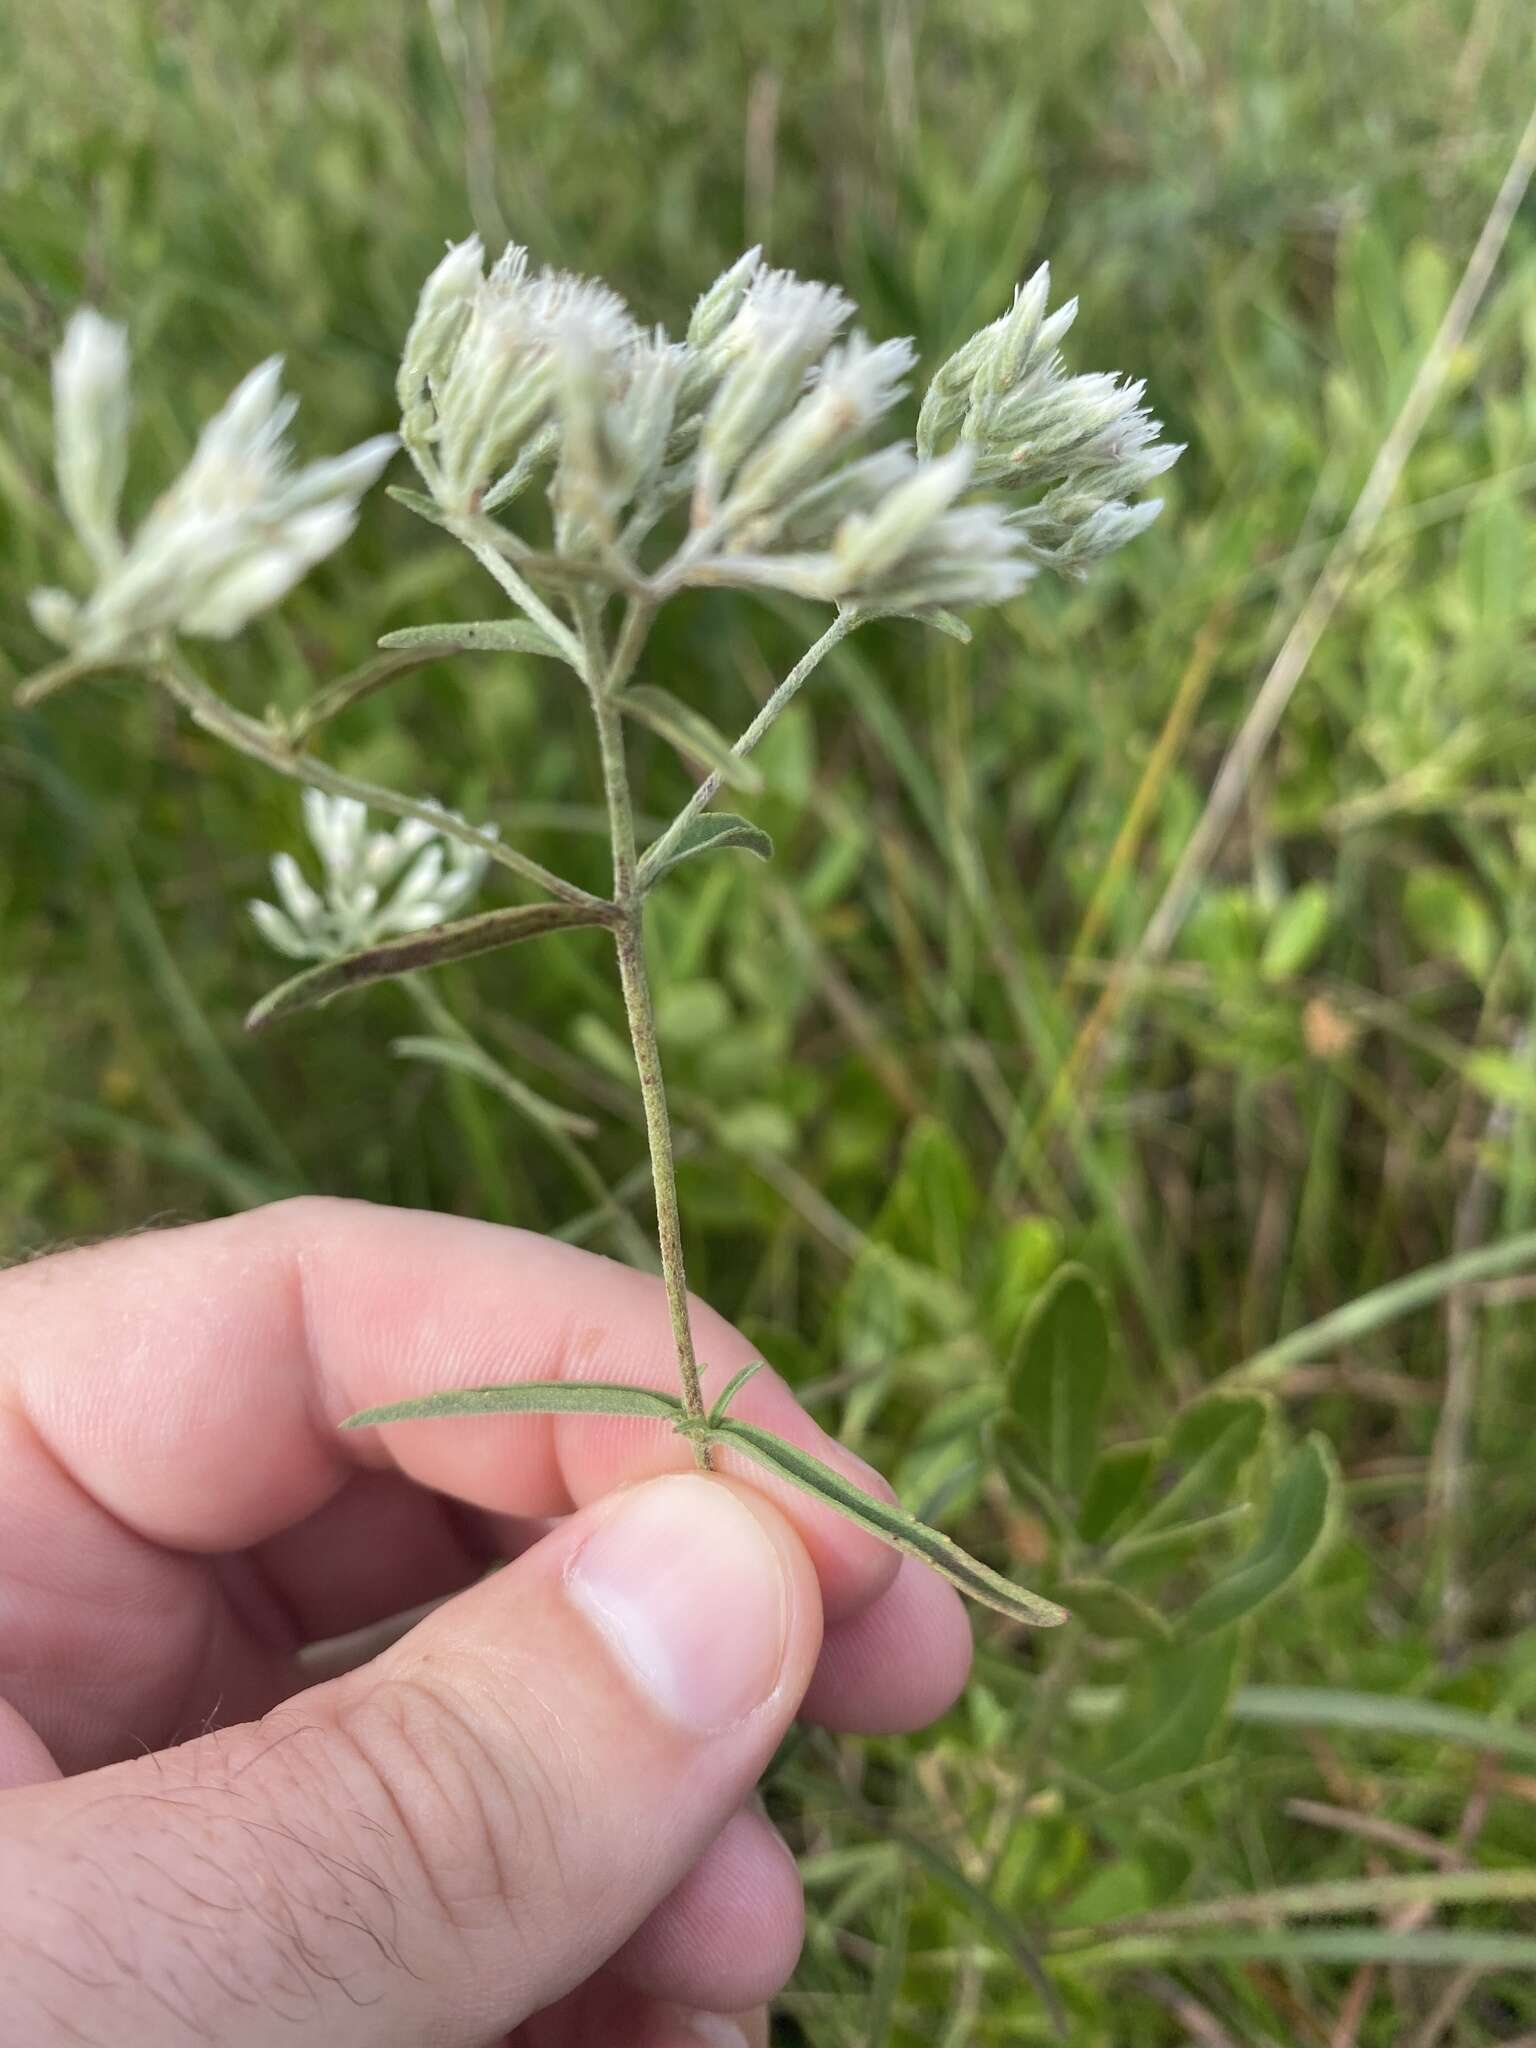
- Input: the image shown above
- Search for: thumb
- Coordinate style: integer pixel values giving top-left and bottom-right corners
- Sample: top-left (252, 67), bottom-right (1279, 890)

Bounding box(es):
top-left (0, 1474), bottom-right (822, 2048)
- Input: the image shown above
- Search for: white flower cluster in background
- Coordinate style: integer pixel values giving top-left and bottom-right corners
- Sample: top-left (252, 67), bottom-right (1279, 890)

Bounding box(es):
top-left (31, 316), bottom-right (396, 659)
top-left (249, 791), bottom-right (494, 962)
top-left (395, 236), bottom-right (1179, 609)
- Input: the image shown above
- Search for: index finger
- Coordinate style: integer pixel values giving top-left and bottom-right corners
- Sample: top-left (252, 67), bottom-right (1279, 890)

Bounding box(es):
top-left (2, 1196), bottom-right (900, 1619)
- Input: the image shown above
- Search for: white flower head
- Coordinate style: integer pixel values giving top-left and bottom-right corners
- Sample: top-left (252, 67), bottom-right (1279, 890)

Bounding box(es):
top-left (914, 263), bottom-right (1179, 574)
top-left (419, 243), bottom-right (645, 511)
top-left (397, 234), bottom-right (486, 420)
top-left (721, 331), bottom-right (918, 537)
top-left (249, 792), bottom-right (496, 962)
top-left (52, 309), bottom-right (132, 573)
top-left (33, 317), bottom-right (396, 658)
top-left (693, 266), bottom-right (856, 514)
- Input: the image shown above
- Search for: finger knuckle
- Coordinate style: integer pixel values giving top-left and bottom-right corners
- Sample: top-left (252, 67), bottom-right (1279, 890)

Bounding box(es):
top-left (332, 1664), bottom-right (568, 1937)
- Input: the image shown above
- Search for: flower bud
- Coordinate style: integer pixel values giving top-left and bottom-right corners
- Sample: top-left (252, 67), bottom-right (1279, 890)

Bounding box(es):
top-left (396, 235), bottom-right (485, 416)
top-left (53, 309), bottom-right (131, 572)
top-left (686, 246), bottom-right (763, 350)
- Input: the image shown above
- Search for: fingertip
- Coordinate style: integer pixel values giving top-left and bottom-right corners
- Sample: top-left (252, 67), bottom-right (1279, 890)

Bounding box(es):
top-left (800, 1554), bottom-right (974, 1734)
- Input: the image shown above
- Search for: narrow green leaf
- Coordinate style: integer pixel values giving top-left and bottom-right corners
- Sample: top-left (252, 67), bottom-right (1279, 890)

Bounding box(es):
top-left (922, 608), bottom-right (973, 643)
top-left (1229, 1685), bottom-right (1536, 1767)
top-left (639, 813), bottom-right (774, 892)
top-left (1005, 1263), bottom-right (1113, 1501)
top-left (1183, 1434), bottom-right (1338, 1638)
top-left (715, 1417), bottom-right (1068, 1628)
top-left (707, 1360), bottom-right (766, 1425)
top-left (342, 1380), bottom-right (686, 1429)
top-left (620, 686), bottom-right (764, 792)
top-left (1109, 1864), bottom-right (1536, 1933)
top-left (246, 900), bottom-right (612, 1030)
top-left (1230, 1229), bottom-right (1536, 1384)
top-left (1056, 1928), bottom-right (1536, 1974)
top-left (386, 483), bottom-right (452, 528)
top-left (1058, 1576), bottom-right (1172, 1646)
top-left (1101, 1631), bottom-right (1240, 1789)
top-left (379, 619), bottom-right (568, 662)
top-left (390, 1033), bottom-right (598, 1138)
top-left (1077, 1441), bottom-right (1157, 1544)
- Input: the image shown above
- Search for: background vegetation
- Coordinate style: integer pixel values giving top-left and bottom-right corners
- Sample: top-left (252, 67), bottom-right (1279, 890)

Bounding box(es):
top-left (4, 1), bottom-right (1536, 2039)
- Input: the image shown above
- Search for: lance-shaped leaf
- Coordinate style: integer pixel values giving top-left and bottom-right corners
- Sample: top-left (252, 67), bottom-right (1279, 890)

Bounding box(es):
top-left (387, 483), bottom-right (453, 529)
top-left (1057, 1575), bottom-right (1172, 1646)
top-left (1182, 1434), bottom-right (1338, 1639)
top-left (342, 1380), bottom-right (688, 1429)
top-left (620, 685), bottom-right (764, 793)
top-left (246, 899), bottom-right (613, 1031)
top-left (378, 619), bottom-right (569, 662)
top-left (715, 1417), bottom-right (1068, 1627)
top-left (391, 1033), bottom-right (598, 1137)
top-left (338, 1379), bottom-right (1067, 1627)
top-left (639, 813), bottom-right (775, 893)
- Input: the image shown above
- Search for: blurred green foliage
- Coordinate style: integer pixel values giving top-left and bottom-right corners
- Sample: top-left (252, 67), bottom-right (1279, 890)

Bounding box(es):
top-left (4, 1), bottom-right (1536, 2039)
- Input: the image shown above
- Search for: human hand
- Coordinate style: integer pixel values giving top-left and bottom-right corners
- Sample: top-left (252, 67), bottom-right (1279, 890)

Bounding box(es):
top-left (0, 1198), bottom-right (971, 2046)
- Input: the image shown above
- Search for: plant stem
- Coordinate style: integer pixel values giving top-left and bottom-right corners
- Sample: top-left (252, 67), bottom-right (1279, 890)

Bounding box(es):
top-left (154, 648), bottom-right (602, 911)
top-left (579, 593), bottom-right (711, 1463)
top-left (643, 606), bottom-right (861, 876)
top-left (451, 514), bottom-right (586, 665)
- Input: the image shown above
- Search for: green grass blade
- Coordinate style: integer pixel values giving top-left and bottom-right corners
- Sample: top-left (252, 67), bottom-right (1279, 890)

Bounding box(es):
top-left (341, 1380), bottom-right (686, 1428)
top-left (1056, 1928), bottom-right (1536, 1972)
top-left (1229, 1229), bottom-right (1536, 1382)
top-left (1230, 1684), bottom-right (1536, 1766)
top-left (715, 1418), bottom-right (1069, 1627)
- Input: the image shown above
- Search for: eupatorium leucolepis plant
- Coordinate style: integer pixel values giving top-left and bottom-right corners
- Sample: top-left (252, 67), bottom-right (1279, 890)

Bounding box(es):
top-left (17, 239), bottom-right (1181, 1632)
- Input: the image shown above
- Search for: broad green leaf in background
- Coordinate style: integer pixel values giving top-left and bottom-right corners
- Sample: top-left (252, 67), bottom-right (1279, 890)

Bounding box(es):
top-left (1004, 1262), bottom-right (1113, 1501)
top-left (1403, 865), bottom-right (1499, 984)
top-left (1127, 1393), bottom-right (1267, 1540)
top-left (1183, 1434), bottom-right (1339, 1637)
top-left (1259, 882), bottom-right (1333, 982)
top-left (639, 813), bottom-right (775, 891)
top-left (1077, 1440), bottom-right (1158, 1544)
top-left (872, 1115), bottom-right (982, 1279)
top-left (1102, 1631), bottom-right (1242, 1790)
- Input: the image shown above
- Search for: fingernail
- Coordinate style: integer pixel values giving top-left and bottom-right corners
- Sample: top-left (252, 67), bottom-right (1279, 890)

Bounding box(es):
top-left (566, 1475), bottom-right (790, 1733)
top-left (684, 2017), bottom-right (750, 2048)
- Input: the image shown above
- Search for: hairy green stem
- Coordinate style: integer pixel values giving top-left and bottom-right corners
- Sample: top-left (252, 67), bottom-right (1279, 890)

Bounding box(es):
top-left (644, 607), bottom-right (861, 874)
top-left (451, 514), bottom-right (586, 665)
top-left (579, 592), bottom-right (710, 1462)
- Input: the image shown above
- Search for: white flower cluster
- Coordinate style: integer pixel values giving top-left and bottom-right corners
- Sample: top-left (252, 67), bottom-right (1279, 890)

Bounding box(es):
top-left (32, 315), bottom-right (397, 659)
top-left (917, 262), bottom-right (1183, 576)
top-left (249, 791), bottom-right (493, 962)
top-left (396, 237), bottom-right (1177, 611)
